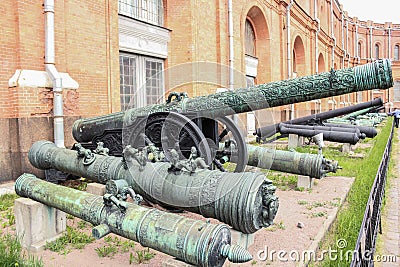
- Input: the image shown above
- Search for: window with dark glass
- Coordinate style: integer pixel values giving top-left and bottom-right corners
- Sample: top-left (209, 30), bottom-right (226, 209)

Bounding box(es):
top-left (375, 44), bottom-right (380, 59)
top-left (118, 0), bottom-right (163, 26)
top-left (358, 42), bottom-right (362, 58)
top-left (394, 45), bottom-right (399, 61)
top-left (245, 19), bottom-right (256, 57)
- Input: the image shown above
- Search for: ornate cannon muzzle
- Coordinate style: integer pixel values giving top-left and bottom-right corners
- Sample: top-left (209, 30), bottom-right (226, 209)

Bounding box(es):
top-left (28, 140), bottom-right (279, 234)
top-left (15, 173), bottom-right (252, 266)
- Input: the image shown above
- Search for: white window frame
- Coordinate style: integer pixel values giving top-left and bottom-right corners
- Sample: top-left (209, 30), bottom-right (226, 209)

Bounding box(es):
top-left (119, 52), bottom-right (165, 110)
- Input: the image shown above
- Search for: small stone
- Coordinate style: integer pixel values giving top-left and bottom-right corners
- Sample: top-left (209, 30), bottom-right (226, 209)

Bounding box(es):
top-left (297, 222), bottom-right (305, 229)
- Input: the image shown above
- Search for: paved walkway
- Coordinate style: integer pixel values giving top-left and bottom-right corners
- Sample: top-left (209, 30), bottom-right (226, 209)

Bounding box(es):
top-left (377, 127), bottom-right (400, 266)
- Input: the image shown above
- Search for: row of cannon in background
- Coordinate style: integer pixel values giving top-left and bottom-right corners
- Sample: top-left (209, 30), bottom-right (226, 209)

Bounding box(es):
top-left (254, 98), bottom-right (384, 145)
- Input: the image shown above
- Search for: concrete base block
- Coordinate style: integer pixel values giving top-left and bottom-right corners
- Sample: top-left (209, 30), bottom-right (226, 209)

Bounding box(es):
top-left (341, 143), bottom-right (352, 153)
top-left (15, 198), bottom-right (66, 252)
top-left (230, 228), bottom-right (255, 249)
top-left (86, 183), bottom-right (106, 196)
top-left (297, 175), bottom-right (314, 189)
top-left (162, 258), bottom-right (194, 267)
top-left (288, 134), bottom-right (302, 148)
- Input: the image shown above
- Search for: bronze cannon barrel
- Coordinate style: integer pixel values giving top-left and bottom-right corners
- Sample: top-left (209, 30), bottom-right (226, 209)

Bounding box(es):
top-left (245, 145), bottom-right (338, 179)
top-left (15, 174), bottom-right (252, 266)
top-left (28, 140), bottom-right (279, 234)
top-left (73, 60), bottom-right (392, 143)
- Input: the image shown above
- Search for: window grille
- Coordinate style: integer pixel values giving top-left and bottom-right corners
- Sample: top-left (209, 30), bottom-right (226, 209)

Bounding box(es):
top-left (394, 45), bottom-right (399, 61)
top-left (118, 0), bottom-right (163, 26)
top-left (119, 53), bottom-right (164, 110)
top-left (375, 44), bottom-right (380, 59)
top-left (245, 20), bottom-right (256, 57)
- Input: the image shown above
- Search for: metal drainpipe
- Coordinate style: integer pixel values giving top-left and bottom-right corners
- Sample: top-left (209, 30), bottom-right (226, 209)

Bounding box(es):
top-left (355, 23), bottom-right (359, 61)
top-left (341, 10), bottom-right (345, 68)
top-left (228, 0), bottom-right (237, 124)
top-left (369, 26), bottom-right (373, 61)
top-left (369, 26), bottom-right (373, 100)
top-left (346, 20), bottom-right (349, 67)
top-left (388, 27), bottom-right (392, 60)
top-left (314, 0), bottom-right (320, 112)
top-left (44, 0), bottom-right (64, 148)
top-left (314, 0), bottom-right (320, 74)
top-left (330, 0), bottom-right (335, 68)
top-left (287, 0), bottom-right (294, 120)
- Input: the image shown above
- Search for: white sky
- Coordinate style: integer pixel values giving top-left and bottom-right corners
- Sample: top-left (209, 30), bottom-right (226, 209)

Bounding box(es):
top-left (339, 0), bottom-right (400, 23)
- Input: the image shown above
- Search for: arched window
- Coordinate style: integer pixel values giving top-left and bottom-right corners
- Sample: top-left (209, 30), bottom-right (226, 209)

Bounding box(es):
top-left (119, 0), bottom-right (164, 26)
top-left (394, 45), bottom-right (399, 61)
top-left (245, 19), bottom-right (256, 57)
top-left (375, 44), bottom-right (380, 59)
top-left (358, 42), bottom-right (362, 58)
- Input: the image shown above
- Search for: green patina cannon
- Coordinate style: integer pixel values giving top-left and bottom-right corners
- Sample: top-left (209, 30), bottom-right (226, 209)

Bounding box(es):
top-left (29, 140), bottom-right (279, 234)
top-left (245, 145), bottom-right (338, 178)
top-left (15, 173), bottom-right (252, 266)
top-left (71, 60), bottom-right (392, 173)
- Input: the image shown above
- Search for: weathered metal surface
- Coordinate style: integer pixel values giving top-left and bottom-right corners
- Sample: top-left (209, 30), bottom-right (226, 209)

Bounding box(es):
top-left (28, 140), bottom-right (279, 234)
top-left (74, 60), bottom-right (392, 143)
top-left (255, 98), bottom-right (384, 139)
top-left (245, 145), bottom-right (338, 179)
top-left (322, 123), bottom-right (377, 138)
top-left (15, 173), bottom-right (252, 266)
top-left (279, 125), bottom-right (361, 145)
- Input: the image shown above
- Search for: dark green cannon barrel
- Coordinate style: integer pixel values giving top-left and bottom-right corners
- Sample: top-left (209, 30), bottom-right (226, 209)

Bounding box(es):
top-left (245, 145), bottom-right (338, 179)
top-left (28, 140), bottom-right (279, 234)
top-left (73, 60), bottom-right (392, 143)
top-left (341, 107), bottom-right (379, 120)
top-left (280, 124), bottom-right (366, 139)
top-left (279, 125), bottom-right (361, 145)
top-left (255, 98), bottom-right (384, 140)
top-left (322, 123), bottom-right (377, 138)
top-left (15, 174), bottom-right (252, 266)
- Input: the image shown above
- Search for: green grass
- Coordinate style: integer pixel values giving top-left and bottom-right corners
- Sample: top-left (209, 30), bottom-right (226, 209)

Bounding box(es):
top-left (95, 245), bottom-right (118, 258)
top-left (0, 194), bottom-right (19, 211)
top-left (44, 225), bottom-right (95, 254)
top-left (129, 248), bottom-right (155, 264)
top-left (311, 119), bottom-right (393, 266)
top-left (0, 233), bottom-right (43, 267)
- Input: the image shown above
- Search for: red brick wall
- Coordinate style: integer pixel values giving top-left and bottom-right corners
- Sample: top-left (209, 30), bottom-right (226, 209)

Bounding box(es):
top-left (0, 0), bottom-right (120, 119)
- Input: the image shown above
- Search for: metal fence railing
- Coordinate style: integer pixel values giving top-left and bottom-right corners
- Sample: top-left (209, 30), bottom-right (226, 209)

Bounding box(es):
top-left (350, 120), bottom-right (395, 266)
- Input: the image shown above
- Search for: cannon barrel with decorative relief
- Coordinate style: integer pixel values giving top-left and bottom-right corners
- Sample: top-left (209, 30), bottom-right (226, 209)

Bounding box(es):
top-left (73, 60), bottom-right (391, 144)
top-left (15, 173), bottom-right (253, 266)
top-left (255, 98), bottom-right (384, 141)
top-left (28, 140), bottom-right (279, 234)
